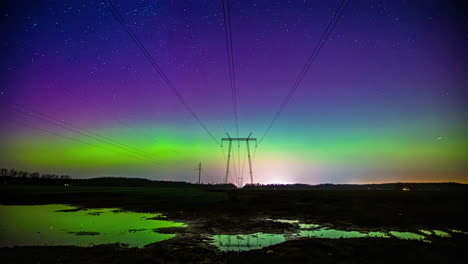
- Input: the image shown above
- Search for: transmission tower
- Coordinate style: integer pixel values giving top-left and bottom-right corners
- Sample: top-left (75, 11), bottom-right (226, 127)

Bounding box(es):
top-left (194, 162), bottom-right (202, 184)
top-left (222, 132), bottom-right (256, 186)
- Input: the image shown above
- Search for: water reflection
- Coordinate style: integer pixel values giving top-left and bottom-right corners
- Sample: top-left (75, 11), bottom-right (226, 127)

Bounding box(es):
top-left (211, 233), bottom-right (286, 251)
top-left (299, 228), bottom-right (367, 239)
top-left (367, 232), bottom-right (391, 238)
top-left (211, 219), bottom-right (465, 251)
top-left (449, 229), bottom-right (468, 234)
top-left (2, 206), bottom-right (465, 251)
top-left (0, 204), bottom-right (185, 248)
top-left (388, 231), bottom-right (425, 241)
top-left (298, 223), bottom-right (320, 229)
top-left (419, 230), bottom-right (432, 235)
top-left (433, 230), bottom-right (451, 237)
top-left (267, 219), bottom-right (299, 224)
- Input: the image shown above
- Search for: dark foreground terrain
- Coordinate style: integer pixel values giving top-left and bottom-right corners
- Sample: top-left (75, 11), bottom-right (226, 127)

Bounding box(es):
top-left (1, 182), bottom-right (468, 263)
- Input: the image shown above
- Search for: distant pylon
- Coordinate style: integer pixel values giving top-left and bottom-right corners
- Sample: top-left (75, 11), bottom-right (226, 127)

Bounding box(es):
top-left (198, 162), bottom-right (202, 184)
top-left (195, 162), bottom-right (201, 184)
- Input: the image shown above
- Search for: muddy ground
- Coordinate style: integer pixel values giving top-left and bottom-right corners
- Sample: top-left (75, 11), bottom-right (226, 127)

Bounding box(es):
top-left (1, 184), bottom-right (468, 263)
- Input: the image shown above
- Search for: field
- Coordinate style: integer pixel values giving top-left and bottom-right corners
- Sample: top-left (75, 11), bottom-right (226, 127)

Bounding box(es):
top-left (1, 183), bottom-right (468, 263)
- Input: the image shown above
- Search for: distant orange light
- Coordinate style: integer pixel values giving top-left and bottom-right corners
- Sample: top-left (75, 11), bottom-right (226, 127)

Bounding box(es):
top-left (402, 188), bottom-right (410, 191)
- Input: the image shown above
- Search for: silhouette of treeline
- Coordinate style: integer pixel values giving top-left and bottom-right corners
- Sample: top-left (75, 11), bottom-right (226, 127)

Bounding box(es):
top-left (242, 182), bottom-right (468, 191)
top-left (1, 168), bottom-right (71, 179)
top-left (2, 167), bottom-right (465, 191)
top-left (77, 177), bottom-right (235, 189)
top-left (0, 168), bottom-right (237, 189)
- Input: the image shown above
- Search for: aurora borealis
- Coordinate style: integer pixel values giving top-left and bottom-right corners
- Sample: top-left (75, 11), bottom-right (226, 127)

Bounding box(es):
top-left (1, 0), bottom-right (467, 184)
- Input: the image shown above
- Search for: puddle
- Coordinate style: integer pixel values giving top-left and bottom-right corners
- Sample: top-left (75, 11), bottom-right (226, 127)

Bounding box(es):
top-left (299, 228), bottom-right (368, 239)
top-left (449, 229), bottom-right (468, 234)
top-left (298, 223), bottom-right (320, 229)
top-left (2, 207), bottom-right (465, 251)
top-left (267, 219), bottom-right (299, 224)
top-left (433, 230), bottom-right (451, 237)
top-left (211, 233), bottom-right (286, 251)
top-left (388, 231), bottom-right (425, 241)
top-left (367, 232), bottom-right (391, 238)
top-left (211, 218), bottom-right (467, 251)
top-left (419, 230), bottom-right (432, 235)
top-left (0, 204), bottom-right (185, 248)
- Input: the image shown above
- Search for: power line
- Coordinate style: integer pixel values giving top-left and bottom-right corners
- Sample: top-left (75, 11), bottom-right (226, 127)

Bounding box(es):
top-left (57, 87), bottom-right (160, 159)
top-left (102, 0), bottom-right (220, 146)
top-left (61, 85), bottom-right (157, 143)
top-left (10, 104), bottom-right (174, 163)
top-left (258, 0), bottom-right (351, 145)
top-left (8, 116), bottom-right (179, 171)
top-left (12, 74), bottom-right (160, 156)
top-left (6, 116), bottom-right (142, 159)
top-left (221, 0), bottom-right (239, 138)
top-left (11, 106), bottom-right (147, 161)
top-left (220, 0), bottom-right (241, 182)
top-left (11, 103), bottom-right (151, 159)
top-left (62, 86), bottom-right (127, 128)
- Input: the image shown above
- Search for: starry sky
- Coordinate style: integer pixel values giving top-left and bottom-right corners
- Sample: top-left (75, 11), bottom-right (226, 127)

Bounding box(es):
top-left (1, 0), bottom-right (467, 185)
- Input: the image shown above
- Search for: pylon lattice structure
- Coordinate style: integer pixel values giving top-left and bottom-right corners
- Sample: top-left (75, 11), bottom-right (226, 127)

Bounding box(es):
top-left (222, 132), bottom-right (256, 186)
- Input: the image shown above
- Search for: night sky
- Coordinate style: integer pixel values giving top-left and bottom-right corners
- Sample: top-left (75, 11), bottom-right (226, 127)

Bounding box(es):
top-left (1, 0), bottom-right (467, 184)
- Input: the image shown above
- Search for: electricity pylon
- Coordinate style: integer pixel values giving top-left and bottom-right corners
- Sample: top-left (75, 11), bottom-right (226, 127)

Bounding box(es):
top-left (198, 162), bottom-right (201, 184)
top-left (222, 132), bottom-right (256, 186)
top-left (194, 162), bottom-right (201, 184)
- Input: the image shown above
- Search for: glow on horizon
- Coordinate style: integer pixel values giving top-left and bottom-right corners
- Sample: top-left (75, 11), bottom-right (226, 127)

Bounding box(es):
top-left (1, 121), bottom-right (466, 184)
